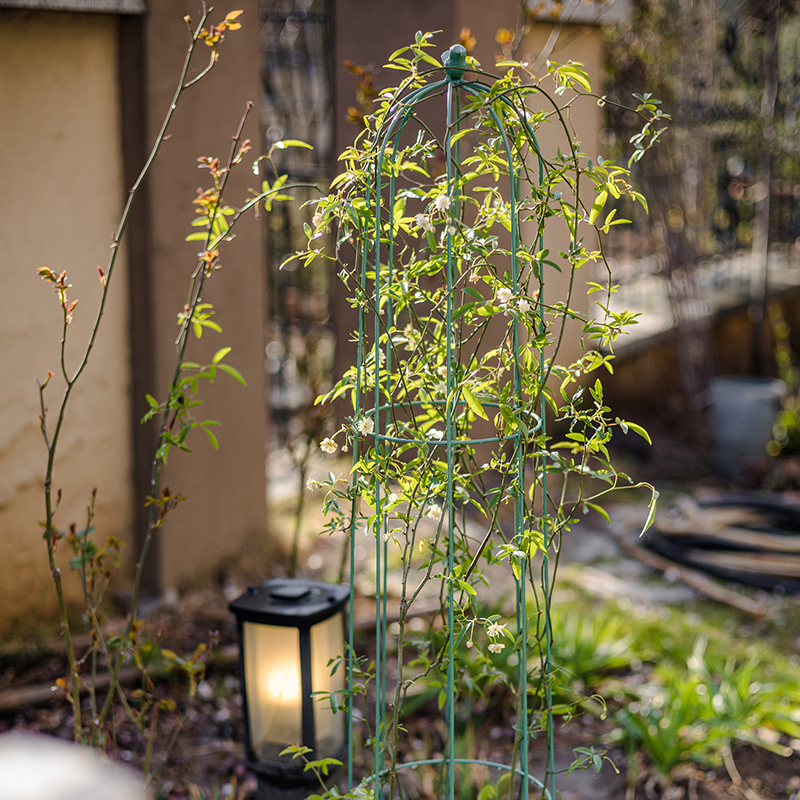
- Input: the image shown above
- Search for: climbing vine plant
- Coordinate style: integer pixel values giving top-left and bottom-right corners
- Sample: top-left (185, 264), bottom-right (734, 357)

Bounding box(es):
top-left (292, 34), bottom-right (665, 800)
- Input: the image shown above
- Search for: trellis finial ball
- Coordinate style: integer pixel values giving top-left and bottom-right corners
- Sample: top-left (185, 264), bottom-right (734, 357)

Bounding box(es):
top-left (441, 44), bottom-right (468, 79)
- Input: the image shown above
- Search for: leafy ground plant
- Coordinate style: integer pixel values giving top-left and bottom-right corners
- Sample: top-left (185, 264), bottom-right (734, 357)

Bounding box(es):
top-left (618, 664), bottom-right (716, 779)
top-left (685, 636), bottom-right (800, 755)
top-left (550, 604), bottom-right (639, 691)
top-left (616, 628), bottom-right (800, 794)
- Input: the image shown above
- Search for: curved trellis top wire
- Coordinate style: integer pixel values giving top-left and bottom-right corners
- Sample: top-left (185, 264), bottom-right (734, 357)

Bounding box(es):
top-left (345, 44), bottom-right (555, 800)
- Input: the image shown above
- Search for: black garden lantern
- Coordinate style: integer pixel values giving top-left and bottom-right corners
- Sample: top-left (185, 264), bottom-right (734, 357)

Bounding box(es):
top-left (229, 578), bottom-right (349, 796)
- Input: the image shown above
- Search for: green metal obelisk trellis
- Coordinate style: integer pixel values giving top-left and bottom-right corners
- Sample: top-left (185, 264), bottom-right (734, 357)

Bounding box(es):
top-left (303, 30), bottom-right (658, 800)
top-left (339, 42), bottom-right (556, 800)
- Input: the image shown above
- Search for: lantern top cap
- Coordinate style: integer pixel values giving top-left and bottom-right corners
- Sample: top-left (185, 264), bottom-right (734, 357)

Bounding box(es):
top-left (229, 578), bottom-right (349, 627)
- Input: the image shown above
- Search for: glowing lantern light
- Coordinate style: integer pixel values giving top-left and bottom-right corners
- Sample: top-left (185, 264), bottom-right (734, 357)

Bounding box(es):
top-left (230, 579), bottom-right (349, 797)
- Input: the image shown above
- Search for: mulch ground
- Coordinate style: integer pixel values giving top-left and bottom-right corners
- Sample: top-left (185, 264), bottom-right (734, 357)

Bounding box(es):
top-left (4, 423), bottom-right (800, 798)
top-left (2, 583), bottom-right (800, 799)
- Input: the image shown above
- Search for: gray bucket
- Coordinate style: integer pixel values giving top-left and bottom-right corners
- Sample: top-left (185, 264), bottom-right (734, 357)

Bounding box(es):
top-left (710, 375), bottom-right (785, 477)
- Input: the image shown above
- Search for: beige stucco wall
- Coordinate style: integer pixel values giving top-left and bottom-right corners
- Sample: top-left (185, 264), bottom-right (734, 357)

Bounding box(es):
top-left (0, 10), bottom-right (133, 632)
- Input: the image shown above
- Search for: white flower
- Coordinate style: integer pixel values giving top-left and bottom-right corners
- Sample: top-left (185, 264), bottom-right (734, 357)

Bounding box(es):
top-left (468, 271), bottom-right (480, 283)
top-left (383, 532), bottom-right (391, 542)
top-left (466, 640), bottom-right (474, 649)
top-left (428, 428), bottom-right (444, 440)
top-left (312, 205), bottom-right (324, 228)
top-left (306, 477), bottom-right (321, 491)
top-left (434, 194), bottom-right (451, 212)
top-left (437, 365), bottom-right (448, 378)
top-left (357, 416), bottom-right (375, 436)
top-left (415, 213), bottom-right (433, 232)
top-left (426, 504), bottom-right (442, 521)
top-left (447, 226), bottom-right (457, 236)
top-left (496, 287), bottom-right (513, 305)
top-left (320, 438), bottom-right (338, 454)
top-left (487, 622), bottom-right (506, 639)
top-left (488, 642), bottom-right (505, 654)
top-left (517, 298), bottom-right (531, 314)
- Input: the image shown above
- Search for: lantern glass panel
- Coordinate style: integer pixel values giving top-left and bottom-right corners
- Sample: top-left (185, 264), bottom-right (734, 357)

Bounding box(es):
top-left (243, 622), bottom-right (301, 758)
top-left (310, 614), bottom-right (345, 756)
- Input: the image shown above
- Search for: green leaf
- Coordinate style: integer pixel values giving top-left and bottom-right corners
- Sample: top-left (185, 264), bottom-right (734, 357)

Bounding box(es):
top-left (588, 190), bottom-right (608, 225)
top-left (273, 139), bottom-right (313, 150)
top-left (279, 252), bottom-right (302, 271)
top-left (280, 744), bottom-right (312, 758)
top-left (462, 386), bottom-right (488, 420)
top-left (641, 487), bottom-right (659, 536)
top-left (201, 425), bottom-right (219, 450)
top-left (388, 44), bottom-right (411, 61)
top-left (218, 363), bottom-right (247, 386)
top-left (463, 286), bottom-right (484, 301)
top-left (146, 394), bottom-right (159, 408)
top-left (418, 52), bottom-right (442, 68)
top-left (625, 420), bottom-right (652, 445)
top-left (631, 191), bottom-right (649, 212)
top-left (560, 202), bottom-right (576, 237)
top-left (211, 212), bottom-right (229, 237)
top-left (449, 129), bottom-right (474, 146)
top-left (212, 346), bottom-right (231, 365)
top-left (344, 203), bottom-right (361, 228)
top-left (555, 62), bottom-right (592, 91)
top-left (586, 502), bottom-right (610, 525)
top-left (452, 302), bottom-right (478, 320)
